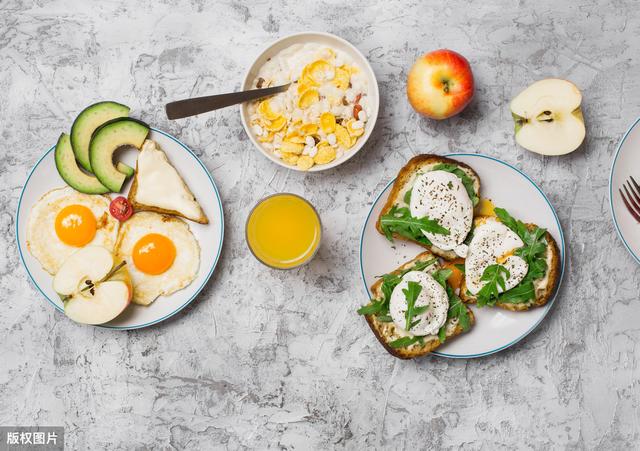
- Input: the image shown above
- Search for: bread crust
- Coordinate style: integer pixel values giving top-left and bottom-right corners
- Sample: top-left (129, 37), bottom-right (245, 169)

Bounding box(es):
top-left (127, 160), bottom-right (209, 225)
top-left (376, 154), bottom-right (480, 260)
top-left (363, 251), bottom-right (475, 359)
top-left (459, 218), bottom-right (561, 311)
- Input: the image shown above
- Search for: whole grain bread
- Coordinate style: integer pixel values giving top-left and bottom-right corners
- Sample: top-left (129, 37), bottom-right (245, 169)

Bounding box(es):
top-left (459, 216), bottom-right (561, 311)
top-left (376, 154), bottom-right (480, 260)
top-left (363, 251), bottom-right (475, 359)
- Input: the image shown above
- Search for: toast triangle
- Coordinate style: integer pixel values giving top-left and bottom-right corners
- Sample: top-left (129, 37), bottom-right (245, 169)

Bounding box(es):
top-left (128, 140), bottom-right (208, 224)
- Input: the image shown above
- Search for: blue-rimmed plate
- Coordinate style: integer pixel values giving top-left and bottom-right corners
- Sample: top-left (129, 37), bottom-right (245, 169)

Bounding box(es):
top-left (610, 117), bottom-right (640, 264)
top-left (16, 128), bottom-right (224, 330)
top-left (359, 153), bottom-right (565, 358)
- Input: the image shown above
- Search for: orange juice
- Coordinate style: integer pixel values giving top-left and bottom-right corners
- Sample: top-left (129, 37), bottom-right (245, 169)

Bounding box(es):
top-left (246, 194), bottom-right (321, 269)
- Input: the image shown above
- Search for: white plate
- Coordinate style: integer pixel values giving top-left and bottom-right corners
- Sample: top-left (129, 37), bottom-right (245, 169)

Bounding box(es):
top-left (610, 117), bottom-right (640, 264)
top-left (240, 31), bottom-right (380, 172)
top-left (359, 153), bottom-right (565, 358)
top-left (16, 128), bottom-right (224, 330)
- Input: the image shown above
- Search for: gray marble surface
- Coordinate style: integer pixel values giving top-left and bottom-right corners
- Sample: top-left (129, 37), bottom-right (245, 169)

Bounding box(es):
top-left (1, 0), bottom-right (640, 449)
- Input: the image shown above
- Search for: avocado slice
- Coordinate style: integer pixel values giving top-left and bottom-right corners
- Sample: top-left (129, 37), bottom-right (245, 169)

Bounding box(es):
top-left (90, 118), bottom-right (150, 192)
top-left (70, 101), bottom-right (130, 172)
top-left (116, 162), bottom-right (135, 177)
top-left (55, 133), bottom-right (110, 194)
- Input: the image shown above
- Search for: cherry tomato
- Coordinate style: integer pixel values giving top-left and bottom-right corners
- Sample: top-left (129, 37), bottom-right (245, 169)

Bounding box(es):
top-left (109, 196), bottom-right (133, 222)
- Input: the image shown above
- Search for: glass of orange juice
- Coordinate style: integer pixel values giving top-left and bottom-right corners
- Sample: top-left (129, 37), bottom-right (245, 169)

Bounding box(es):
top-left (246, 193), bottom-right (322, 269)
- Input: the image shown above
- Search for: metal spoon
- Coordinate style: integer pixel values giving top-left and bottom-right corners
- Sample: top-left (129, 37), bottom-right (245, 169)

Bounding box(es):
top-left (165, 83), bottom-right (291, 120)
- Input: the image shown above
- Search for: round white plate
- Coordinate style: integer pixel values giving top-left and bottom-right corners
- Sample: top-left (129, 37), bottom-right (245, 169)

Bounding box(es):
top-left (240, 31), bottom-right (380, 172)
top-left (359, 153), bottom-right (565, 358)
top-left (16, 128), bottom-right (224, 330)
top-left (610, 117), bottom-right (640, 264)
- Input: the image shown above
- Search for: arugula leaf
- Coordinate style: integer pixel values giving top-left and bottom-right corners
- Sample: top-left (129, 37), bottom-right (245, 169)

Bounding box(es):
top-left (448, 295), bottom-right (470, 331)
top-left (402, 281), bottom-right (426, 331)
top-left (389, 336), bottom-right (424, 349)
top-left (379, 205), bottom-right (449, 246)
top-left (431, 163), bottom-right (479, 206)
top-left (497, 281), bottom-right (535, 303)
top-left (431, 268), bottom-right (453, 288)
top-left (438, 326), bottom-right (447, 343)
top-left (477, 264), bottom-right (510, 307)
top-left (403, 189), bottom-right (412, 204)
top-left (356, 300), bottom-right (385, 316)
top-left (454, 263), bottom-right (465, 274)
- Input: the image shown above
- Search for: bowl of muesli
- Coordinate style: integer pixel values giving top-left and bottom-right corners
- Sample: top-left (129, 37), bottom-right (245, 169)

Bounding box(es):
top-left (240, 32), bottom-right (379, 172)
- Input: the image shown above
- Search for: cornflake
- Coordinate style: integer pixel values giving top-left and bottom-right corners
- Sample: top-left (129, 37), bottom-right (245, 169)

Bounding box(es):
top-left (248, 42), bottom-right (370, 169)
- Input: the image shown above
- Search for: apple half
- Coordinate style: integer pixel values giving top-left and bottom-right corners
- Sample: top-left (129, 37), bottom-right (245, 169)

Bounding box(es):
top-left (53, 246), bottom-right (132, 325)
top-left (510, 79), bottom-right (586, 156)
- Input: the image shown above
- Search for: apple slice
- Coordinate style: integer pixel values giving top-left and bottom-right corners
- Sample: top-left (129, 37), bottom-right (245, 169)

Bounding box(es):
top-left (64, 279), bottom-right (130, 325)
top-left (53, 246), bottom-right (132, 325)
top-left (53, 246), bottom-right (114, 295)
top-left (510, 79), bottom-right (586, 156)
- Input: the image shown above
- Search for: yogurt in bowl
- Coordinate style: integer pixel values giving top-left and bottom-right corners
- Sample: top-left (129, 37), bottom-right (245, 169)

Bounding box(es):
top-left (241, 32), bottom-right (379, 172)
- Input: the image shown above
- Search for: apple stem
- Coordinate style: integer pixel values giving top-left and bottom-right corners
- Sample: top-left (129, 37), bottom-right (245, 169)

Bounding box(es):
top-left (100, 261), bottom-right (127, 285)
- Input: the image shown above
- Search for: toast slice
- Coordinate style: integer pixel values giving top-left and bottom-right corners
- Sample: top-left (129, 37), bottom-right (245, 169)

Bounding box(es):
top-left (362, 251), bottom-right (475, 359)
top-left (459, 216), bottom-right (561, 311)
top-left (128, 140), bottom-right (208, 224)
top-left (376, 154), bottom-right (480, 260)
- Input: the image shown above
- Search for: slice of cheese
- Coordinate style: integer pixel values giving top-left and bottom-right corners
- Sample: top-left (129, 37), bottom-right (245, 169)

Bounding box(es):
top-left (129, 140), bottom-right (208, 224)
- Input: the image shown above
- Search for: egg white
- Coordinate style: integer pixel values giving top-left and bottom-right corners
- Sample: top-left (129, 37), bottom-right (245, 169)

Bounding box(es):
top-left (114, 211), bottom-right (200, 305)
top-left (409, 170), bottom-right (473, 256)
top-left (389, 271), bottom-right (449, 336)
top-left (465, 217), bottom-right (529, 295)
top-left (26, 187), bottom-right (118, 275)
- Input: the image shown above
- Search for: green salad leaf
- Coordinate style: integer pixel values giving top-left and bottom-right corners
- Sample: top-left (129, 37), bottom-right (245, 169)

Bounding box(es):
top-left (389, 336), bottom-right (424, 349)
top-left (380, 205), bottom-right (449, 246)
top-left (477, 264), bottom-right (510, 307)
top-left (403, 281), bottom-right (427, 331)
top-left (403, 188), bottom-right (412, 204)
top-left (431, 163), bottom-right (479, 206)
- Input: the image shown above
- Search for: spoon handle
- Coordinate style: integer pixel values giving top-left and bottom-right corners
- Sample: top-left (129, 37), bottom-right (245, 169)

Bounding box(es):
top-left (165, 84), bottom-right (290, 120)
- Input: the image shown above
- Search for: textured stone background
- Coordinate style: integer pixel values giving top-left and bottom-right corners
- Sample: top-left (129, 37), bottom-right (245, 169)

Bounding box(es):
top-left (1, 0), bottom-right (640, 449)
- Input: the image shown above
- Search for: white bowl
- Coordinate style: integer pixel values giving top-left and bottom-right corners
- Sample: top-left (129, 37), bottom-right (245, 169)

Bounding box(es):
top-left (240, 31), bottom-right (380, 172)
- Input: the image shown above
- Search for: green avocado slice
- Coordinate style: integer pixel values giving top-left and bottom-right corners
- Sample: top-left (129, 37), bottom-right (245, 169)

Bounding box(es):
top-left (55, 133), bottom-right (110, 194)
top-left (89, 118), bottom-right (150, 192)
top-left (70, 101), bottom-right (130, 172)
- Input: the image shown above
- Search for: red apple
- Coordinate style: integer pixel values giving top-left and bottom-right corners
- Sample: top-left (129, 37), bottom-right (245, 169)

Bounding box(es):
top-left (407, 49), bottom-right (474, 119)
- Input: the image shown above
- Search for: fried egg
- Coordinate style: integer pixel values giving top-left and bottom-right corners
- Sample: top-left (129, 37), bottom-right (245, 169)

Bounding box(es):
top-left (409, 170), bottom-right (473, 257)
top-left (465, 217), bottom-right (528, 295)
top-left (26, 187), bottom-right (118, 274)
top-left (114, 212), bottom-right (200, 305)
top-left (389, 271), bottom-right (449, 336)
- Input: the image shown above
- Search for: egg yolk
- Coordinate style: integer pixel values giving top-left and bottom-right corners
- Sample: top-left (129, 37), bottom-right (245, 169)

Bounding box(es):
top-left (55, 204), bottom-right (97, 247)
top-left (132, 233), bottom-right (176, 275)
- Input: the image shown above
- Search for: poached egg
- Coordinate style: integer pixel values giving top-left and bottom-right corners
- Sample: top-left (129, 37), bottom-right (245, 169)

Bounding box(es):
top-left (465, 217), bottom-right (529, 295)
top-left (409, 170), bottom-right (473, 257)
top-left (389, 271), bottom-right (448, 336)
